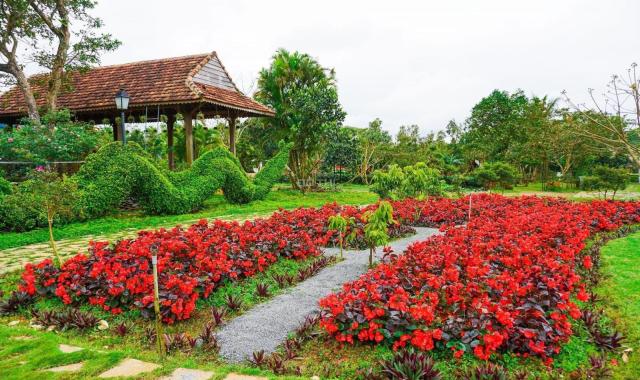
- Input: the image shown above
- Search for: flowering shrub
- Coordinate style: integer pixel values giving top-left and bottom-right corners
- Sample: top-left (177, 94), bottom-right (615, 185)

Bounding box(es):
top-left (319, 194), bottom-right (640, 364)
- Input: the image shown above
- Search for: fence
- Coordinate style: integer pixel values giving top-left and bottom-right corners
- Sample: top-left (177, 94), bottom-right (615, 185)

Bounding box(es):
top-left (0, 161), bottom-right (85, 181)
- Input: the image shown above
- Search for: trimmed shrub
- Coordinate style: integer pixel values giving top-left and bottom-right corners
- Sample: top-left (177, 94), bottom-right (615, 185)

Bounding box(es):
top-left (580, 166), bottom-right (629, 199)
top-left (371, 163), bottom-right (446, 200)
top-left (472, 161), bottom-right (519, 191)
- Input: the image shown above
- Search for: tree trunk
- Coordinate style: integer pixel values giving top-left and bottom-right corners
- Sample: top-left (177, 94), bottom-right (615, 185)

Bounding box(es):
top-left (4, 60), bottom-right (40, 122)
top-left (42, 0), bottom-right (71, 114)
top-left (47, 209), bottom-right (62, 267)
top-left (46, 28), bottom-right (70, 113)
top-left (228, 117), bottom-right (237, 155)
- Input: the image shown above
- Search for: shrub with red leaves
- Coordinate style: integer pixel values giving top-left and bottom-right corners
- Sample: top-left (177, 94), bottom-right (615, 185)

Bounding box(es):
top-left (319, 194), bottom-right (640, 364)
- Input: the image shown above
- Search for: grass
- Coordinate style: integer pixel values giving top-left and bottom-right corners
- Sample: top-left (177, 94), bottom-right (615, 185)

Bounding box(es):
top-left (0, 184), bottom-right (377, 251)
top-left (0, 323), bottom-right (293, 380)
top-left (596, 230), bottom-right (640, 379)
top-left (500, 181), bottom-right (640, 201)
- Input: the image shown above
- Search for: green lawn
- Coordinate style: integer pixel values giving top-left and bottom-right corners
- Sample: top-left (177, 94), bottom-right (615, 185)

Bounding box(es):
top-left (0, 184), bottom-right (377, 251)
top-left (499, 182), bottom-right (640, 201)
top-left (597, 231), bottom-right (640, 379)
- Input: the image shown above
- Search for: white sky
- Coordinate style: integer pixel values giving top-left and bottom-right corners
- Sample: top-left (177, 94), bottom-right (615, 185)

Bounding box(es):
top-left (61, 1), bottom-right (640, 134)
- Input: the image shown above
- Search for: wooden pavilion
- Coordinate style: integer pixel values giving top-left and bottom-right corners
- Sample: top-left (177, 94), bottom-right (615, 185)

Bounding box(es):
top-left (0, 52), bottom-right (274, 168)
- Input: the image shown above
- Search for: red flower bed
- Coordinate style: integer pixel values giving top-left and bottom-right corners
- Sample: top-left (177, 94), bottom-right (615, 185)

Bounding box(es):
top-left (21, 214), bottom-right (326, 323)
top-left (319, 194), bottom-right (640, 363)
top-left (19, 202), bottom-right (410, 323)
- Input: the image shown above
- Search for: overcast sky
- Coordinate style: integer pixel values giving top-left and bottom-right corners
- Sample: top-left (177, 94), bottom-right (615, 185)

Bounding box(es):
top-left (89, 1), bottom-right (638, 135)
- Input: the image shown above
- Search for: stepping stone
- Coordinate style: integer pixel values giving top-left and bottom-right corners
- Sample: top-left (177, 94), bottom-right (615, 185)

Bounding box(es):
top-left (47, 362), bottom-right (84, 372)
top-left (98, 358), bottom-right (160, 378)
top-left (11, 335), bottom-right (33, 340)
top-left (8, 320), bottom-right (20, 326)
top-left (59, 344), bottom-right (84, 353)
top-left (223, 374), bottom-right (268, 380)
top-left (160, 368), bottom-right (214, 380)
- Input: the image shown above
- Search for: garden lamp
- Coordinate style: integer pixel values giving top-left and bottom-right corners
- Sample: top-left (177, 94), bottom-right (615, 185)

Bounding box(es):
top-left (114, 89), bottom-right (130, 144)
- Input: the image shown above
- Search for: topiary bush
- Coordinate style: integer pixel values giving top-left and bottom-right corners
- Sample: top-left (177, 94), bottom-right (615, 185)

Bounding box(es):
top-left (0, 142), bottom-right (292, 231)
top-left (75, 141), bottom-right (292, 218)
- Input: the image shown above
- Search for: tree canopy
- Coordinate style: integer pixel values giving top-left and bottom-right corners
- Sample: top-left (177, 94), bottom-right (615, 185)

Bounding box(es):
top-left (254, 49), bottom-right (346, 190)
top-left (0, 0), bottom-right (120, 121)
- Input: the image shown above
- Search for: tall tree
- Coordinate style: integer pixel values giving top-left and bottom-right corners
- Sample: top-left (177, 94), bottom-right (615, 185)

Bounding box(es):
top-left (322, 125), bottom-right (360, 178)
top-left (27, 0), bottom-right (120, 112)
top-left (459, 90), bottom-right (529, 163)
top-left (445, 119), bottom-right (462, 143)
top-left (355, 118), bottom-right (391, 184)
top-left (516, 96), bottom-right (559, 184)
top-left (546, 111), bottom-right (595, 179)
top-left (0, 0), bottom-right (119, 120)
top-left (563, 63), bottom-right (640, 168)
top-left (255, 49), bottom-right (346, 191)
top-left (0, 0), bottom-right (40, 121)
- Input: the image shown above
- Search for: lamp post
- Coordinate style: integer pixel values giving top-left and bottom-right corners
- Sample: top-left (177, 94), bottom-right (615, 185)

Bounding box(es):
top-left (114, 89), bottom-right (130, 144)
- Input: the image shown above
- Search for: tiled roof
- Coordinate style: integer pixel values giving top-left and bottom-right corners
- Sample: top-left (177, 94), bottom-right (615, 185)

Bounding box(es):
top-left (0, 52), bottom-right (274, 117)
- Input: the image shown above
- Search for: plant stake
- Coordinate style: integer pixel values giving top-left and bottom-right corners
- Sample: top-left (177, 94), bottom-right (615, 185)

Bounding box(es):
top-left (151, 251), bottom-right (165, 360)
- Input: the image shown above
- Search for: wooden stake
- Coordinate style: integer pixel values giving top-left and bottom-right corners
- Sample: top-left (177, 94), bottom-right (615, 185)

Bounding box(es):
top-left (184, 111), bottom-right (194, 166)
top-left (152, 254), bottom-right (165, 360)
top-left (468, 193), bottom-right (472, 226)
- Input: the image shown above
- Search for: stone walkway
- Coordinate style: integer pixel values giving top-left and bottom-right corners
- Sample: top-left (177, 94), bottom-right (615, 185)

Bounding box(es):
top-left (0, 213), bottom-right (267, 274)
top-left (216, 227), bottom-right (439, 363)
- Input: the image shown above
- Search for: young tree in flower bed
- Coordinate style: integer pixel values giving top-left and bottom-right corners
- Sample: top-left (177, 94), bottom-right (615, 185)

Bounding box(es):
top-left (327, 214), bottom-right (353, 259)
top-left (270, 202), bottom-right (415, 250)
top-left (363, 201), bottom-right (396, 268)
top-left (319, 194), bottom-right (640, 365)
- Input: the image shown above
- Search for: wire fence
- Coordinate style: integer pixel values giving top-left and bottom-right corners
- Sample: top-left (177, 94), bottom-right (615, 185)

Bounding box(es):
top-left (0, 161), bottom-right (86, 181)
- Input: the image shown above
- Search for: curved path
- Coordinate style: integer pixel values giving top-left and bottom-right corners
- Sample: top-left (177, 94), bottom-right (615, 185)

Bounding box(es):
top-left (216, 227), bottom-right (440, 363)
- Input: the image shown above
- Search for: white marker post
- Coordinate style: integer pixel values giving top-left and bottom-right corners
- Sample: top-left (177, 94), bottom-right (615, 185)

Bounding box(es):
top-left (468, 192), bottom-right (472, 226)
top-left (151, 253), bottom-right (164, 360)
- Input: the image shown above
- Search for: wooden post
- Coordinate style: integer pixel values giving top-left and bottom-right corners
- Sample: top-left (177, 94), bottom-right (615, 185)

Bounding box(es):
top-left (228, 117), bottom-right (236, 155)
top-left (167, 114), bottom-right (175, 170)
top-left (112, 122), bottom-right (118, 141)
top-left (113, 116), bottom-right (121, 141)
top-left (151, 254), bottom-right (165, 360)
top-left (184, 111), bottom-right (194, 166)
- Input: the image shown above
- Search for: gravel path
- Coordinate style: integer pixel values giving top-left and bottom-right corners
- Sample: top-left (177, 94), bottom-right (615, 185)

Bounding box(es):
top-left (216, 227), bottom-right (439, 363)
